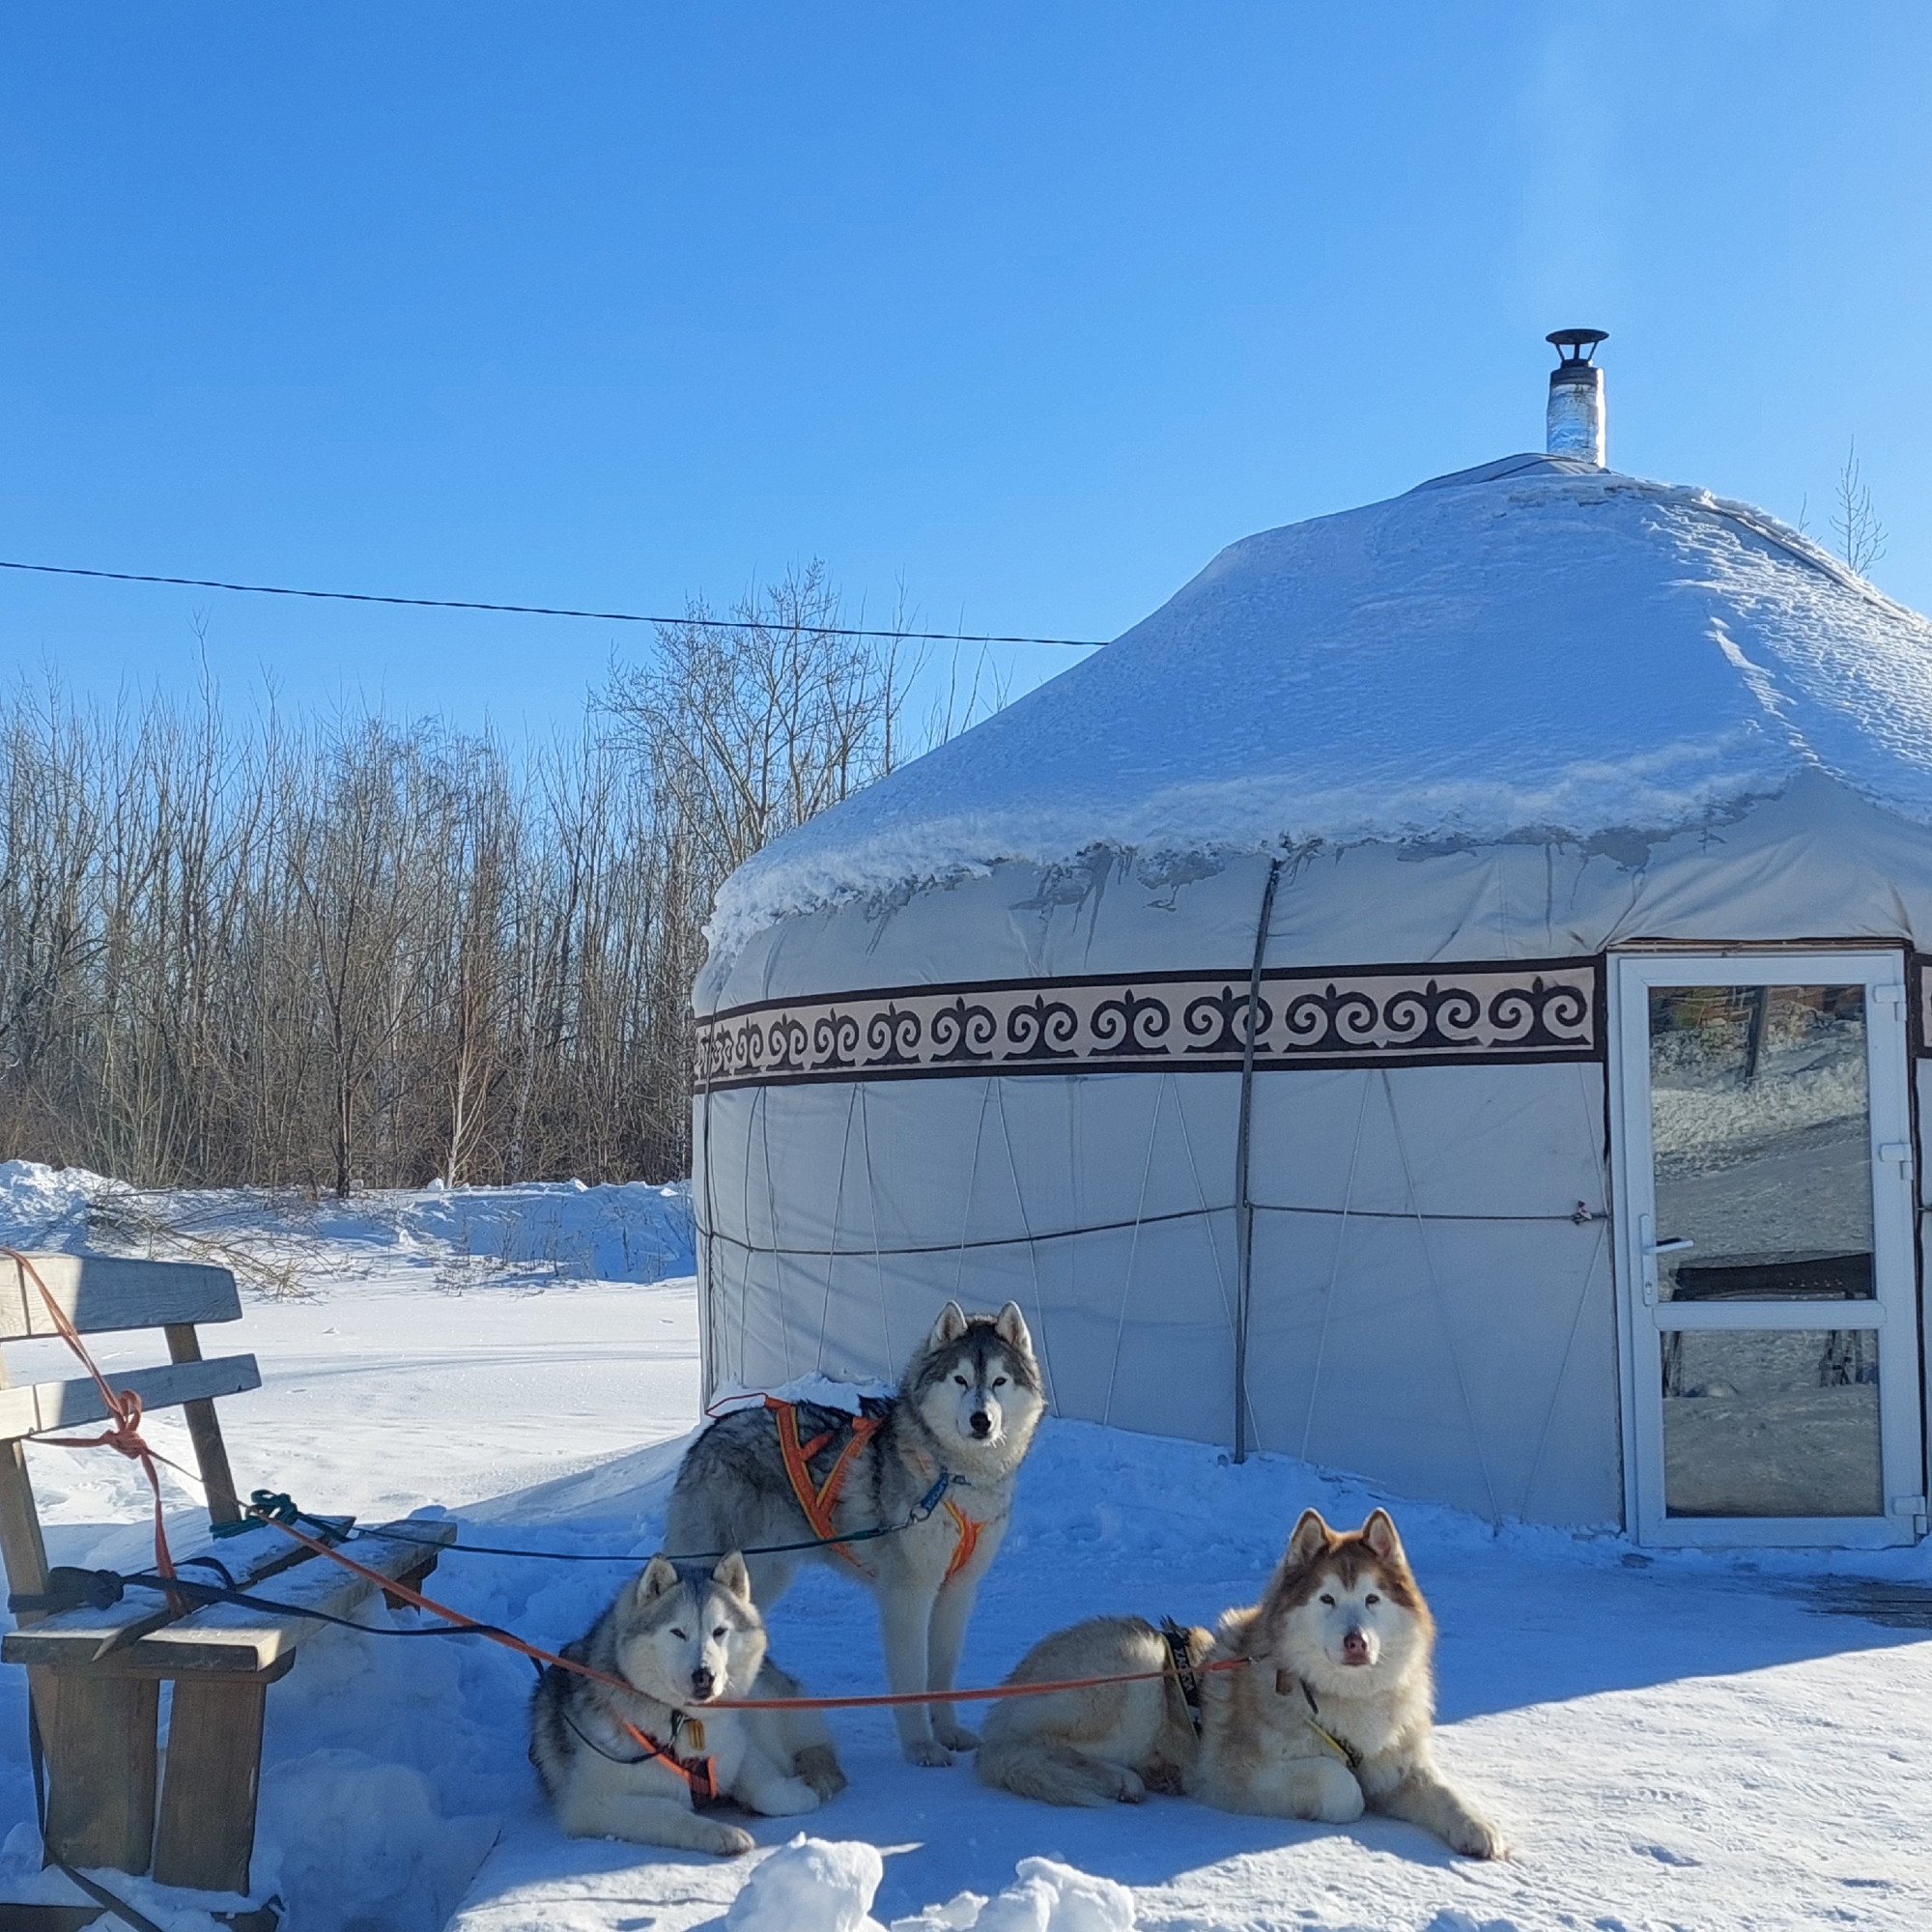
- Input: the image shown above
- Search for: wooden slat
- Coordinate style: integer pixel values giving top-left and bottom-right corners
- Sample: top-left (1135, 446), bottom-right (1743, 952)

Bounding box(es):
top-left (38, 1672), bottom-right (159, 1874)
top-left (1, 1251), bottom-right (241, 1342)
top-left (0, 1346), bottom-right (52, 1613)
top-left (0, 1354), bottom-right (261, 1443)
top-left (1, 1514), bottom-right (340, 1662)
top-left (0, 1443), bottom-right (50, 1610)
top-left (3, 1521), bottom-right (457, 1674)
top-left (154, 1674), bottom-right (269, 1891)
top-left (167, 1323), bottom-right (244, 1523)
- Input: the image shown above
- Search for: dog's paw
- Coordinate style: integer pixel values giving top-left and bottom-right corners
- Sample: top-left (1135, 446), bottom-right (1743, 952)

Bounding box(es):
top-left (704, 1823), bottom-right (757, 1858)
top-left (932, 1718), bottom-right (980, 1752)
top-left (1314, 1787), bottom-right (1366, 1824)
top-left (1449, 1813), bottom-right (1511, 1860)
top-left (1298, 1759), bottom-right (1366, 1824)
top-left (794, 1744), bottom-right (847, 1801)
top-left (904, 1739), bottom-right (956, 1768)
top-left (755, 1776), bottom-right (821, 1818)
top-left (1109, 1765), bottom-right (1148, 1804)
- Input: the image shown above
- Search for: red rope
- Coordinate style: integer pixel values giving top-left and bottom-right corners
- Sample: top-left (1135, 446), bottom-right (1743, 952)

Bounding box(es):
top-left (3, 1248), bottom-right (180, 1591)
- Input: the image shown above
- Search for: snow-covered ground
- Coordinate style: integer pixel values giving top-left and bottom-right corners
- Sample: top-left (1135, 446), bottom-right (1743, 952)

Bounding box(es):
top-left (4, 1165), bottom-right (1931, 1932)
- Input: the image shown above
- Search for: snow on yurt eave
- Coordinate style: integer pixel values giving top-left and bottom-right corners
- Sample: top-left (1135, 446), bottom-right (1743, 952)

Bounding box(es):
top-left (704, 451), bottom-right (1932, 972)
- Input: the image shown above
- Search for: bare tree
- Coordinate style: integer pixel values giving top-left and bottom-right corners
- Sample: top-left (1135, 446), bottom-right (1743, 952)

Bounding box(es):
top-left (0, 561), bottom-right (1016, 1191)
top-left (603, 563), bottom-right (916, 885)
top-left (0, 685), bottom-right (749, 1189)
top-left (1832, 441), bottom-right (1888, 577)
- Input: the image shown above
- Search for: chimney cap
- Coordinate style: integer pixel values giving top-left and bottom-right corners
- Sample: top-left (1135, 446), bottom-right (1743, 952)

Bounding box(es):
top-left (1547, 327), bottom-right (1609, 367)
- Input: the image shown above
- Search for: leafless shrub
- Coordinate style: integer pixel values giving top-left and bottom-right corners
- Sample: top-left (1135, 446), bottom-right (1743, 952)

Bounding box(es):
top-left (78, 1183), bottom-right (325, 1298)
top-left (1833, 442), bottom-right (1887, 577)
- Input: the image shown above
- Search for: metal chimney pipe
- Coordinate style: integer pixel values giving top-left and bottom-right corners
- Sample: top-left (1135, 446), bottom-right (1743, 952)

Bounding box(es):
top-left (1546, 328), bottom-right (1608, 466)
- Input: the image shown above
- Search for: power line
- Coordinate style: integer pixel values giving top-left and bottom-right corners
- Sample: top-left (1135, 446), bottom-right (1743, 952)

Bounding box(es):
top-left (0, 557), bottom-right (1107, 648)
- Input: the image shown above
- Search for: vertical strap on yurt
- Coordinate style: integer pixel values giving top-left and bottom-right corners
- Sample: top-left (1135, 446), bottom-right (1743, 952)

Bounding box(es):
top-left (1232, 857), bottom-right (1282, 1464)
top-left (698, 1064), bottom-right (719, 1395)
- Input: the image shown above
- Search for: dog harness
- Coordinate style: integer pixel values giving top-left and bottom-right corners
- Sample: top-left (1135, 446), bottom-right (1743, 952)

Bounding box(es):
top-left (771, 1396), bottom-right (885, 1575)
top-left (939, 1496), bottom-right (982, 1582)
top-left (616, 1713), bottom-right (720, 1806)
top-left (766, 1395), bottom-right (984, 1585)
top-left (547, 1670), bottom-right (721, 1807)
top-left (1159, 1617), bottom-right (1205, 1738)
top-left (1278, 1669), bottom-right (1364, 1774)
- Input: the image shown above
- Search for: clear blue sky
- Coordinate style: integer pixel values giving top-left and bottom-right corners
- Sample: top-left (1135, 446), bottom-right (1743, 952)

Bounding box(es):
top-left (3, 3), bottom-right (1927, 734)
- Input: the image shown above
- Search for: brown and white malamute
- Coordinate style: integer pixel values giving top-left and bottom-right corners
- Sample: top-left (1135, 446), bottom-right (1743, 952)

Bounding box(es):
top-left (976, 1508), bottom-right (1508, 1858)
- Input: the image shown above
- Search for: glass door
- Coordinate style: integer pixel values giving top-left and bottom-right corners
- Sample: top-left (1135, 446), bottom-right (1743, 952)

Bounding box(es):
top-left (1611, 953), bottom-right (1924, 1547)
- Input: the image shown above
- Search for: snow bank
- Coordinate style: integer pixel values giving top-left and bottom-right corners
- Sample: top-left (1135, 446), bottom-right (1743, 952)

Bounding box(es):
top-left (1650, 1033), bottom-right (1867, 1163)
top-left (724, 1841), bottom-right (1136, 1932)
top-left (707, 456), bottom-right (1932, 960)
top-left (254, 1750), bottom-right (498, 1932)
top-left (0, 1158), bottom-right (694, 1290)
top-left (726, 1835), bottom-right (886, 1932)
top-left (0, 1157), bottom-right (99, 1245)
top-left (943, 1859), bottom-right (1135, 1932)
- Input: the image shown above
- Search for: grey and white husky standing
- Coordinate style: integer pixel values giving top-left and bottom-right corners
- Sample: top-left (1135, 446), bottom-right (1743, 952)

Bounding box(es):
top-left (529, 1551), bottom-right (845, 1856)
top-left (976, 1508), bottom-right (1508, 1858)
top-left (666, 1301), bottom-right (1046, 1767)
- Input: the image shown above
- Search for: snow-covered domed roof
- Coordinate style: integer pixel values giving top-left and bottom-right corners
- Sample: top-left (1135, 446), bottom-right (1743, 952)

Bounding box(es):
top-left (709, 453), bottom-right (1932, 955)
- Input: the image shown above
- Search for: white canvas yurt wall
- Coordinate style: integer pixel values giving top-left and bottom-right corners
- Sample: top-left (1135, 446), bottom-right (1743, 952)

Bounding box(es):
top-left (691, 450), bottom-right (1932, 1529)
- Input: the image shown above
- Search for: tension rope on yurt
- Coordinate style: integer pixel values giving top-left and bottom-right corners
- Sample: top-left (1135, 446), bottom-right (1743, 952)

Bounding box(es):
top-left (1232, 855), bottom-right (1283, 1464)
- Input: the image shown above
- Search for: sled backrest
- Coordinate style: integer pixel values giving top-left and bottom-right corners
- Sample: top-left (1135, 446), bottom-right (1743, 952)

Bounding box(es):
top-left (0, 1250), bottom-right (256, 1528)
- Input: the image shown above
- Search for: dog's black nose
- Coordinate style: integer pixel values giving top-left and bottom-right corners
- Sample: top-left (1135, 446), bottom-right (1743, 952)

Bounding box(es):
top-left (691, 1667), bottom-right (715, 1696)
top-left (970, 1410), bottom-right (992, 1437)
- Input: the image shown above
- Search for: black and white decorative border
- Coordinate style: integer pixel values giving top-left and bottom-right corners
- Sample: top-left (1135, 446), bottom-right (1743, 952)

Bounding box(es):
top-left (694, 955), bottom-right (1605, 1093)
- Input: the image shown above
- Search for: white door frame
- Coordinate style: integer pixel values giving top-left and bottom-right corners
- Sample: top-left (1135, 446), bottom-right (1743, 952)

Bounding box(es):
top-left (1609, 951), bottom-right (1924, 1548)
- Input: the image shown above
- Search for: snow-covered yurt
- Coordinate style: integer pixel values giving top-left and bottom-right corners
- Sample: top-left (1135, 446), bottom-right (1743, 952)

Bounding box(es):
top-left (693, 333), bottom-right (1932, 1549)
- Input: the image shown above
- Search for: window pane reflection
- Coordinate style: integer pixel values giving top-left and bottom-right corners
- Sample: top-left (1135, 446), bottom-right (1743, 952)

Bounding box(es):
top-left (1662, 1328), bottom-right (1882, 1518)
top-left (1648, 985), bottom-right (1872, 1302)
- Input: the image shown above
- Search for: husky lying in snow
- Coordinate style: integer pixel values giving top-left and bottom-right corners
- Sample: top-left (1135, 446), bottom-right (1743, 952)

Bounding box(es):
top-left (666, 1301), bottom-right (1046, 1767)
top-left (976, 1507), bottom-right (1508, 1859)
top-left (529, 1550), bottom-right (844, 1856)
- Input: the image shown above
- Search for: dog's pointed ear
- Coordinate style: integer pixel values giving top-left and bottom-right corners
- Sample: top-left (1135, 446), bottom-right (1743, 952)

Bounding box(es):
top-left (993, 1300), bottom-right (1032, 1353)
top-left (712, 1550), bottom-right (753, 1604)
top-left (928, 1300), bottom-right (969, 1348)
top-left (1286, 1508), bottom-right (1334, 1567)
top-left (635, 1554), bottom-right (679, 1605)
top-left (1361, 1508), bottom-right (1406, 1566)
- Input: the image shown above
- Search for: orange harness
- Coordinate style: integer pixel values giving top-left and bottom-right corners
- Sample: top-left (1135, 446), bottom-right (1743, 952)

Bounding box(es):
top-left (764, 1396), bottom-right (984, 1586)
top-left (940, 1496), bottom-right (982, 1582)
top-left (617, 1717), bottom-right (718, 1805)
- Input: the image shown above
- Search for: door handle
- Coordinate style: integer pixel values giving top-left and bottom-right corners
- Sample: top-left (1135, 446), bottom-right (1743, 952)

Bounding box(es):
top-left (1637, 1216), bottom-right (1692, 1305)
